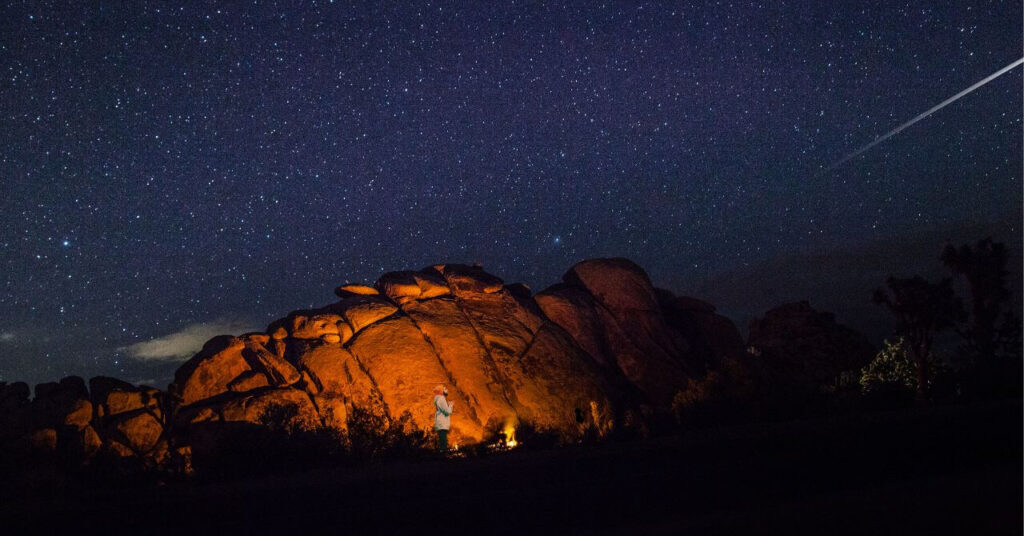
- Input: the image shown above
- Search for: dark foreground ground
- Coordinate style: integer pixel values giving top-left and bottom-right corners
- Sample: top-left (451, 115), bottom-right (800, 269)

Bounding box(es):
top-left (3, 400), bottom-right (1021, 535)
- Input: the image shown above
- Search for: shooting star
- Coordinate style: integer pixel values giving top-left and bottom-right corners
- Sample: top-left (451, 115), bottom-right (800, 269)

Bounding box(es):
top-left (830, 56), bottom-right (1024, 170)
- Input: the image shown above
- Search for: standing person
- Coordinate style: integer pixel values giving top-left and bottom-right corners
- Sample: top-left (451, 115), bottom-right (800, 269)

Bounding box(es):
top-left (433, 385), bottom-right (454, 453)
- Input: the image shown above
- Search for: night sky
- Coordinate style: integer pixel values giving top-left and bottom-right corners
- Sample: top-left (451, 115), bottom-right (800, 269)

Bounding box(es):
top-left (2, 2), bottom-right (1020, 386)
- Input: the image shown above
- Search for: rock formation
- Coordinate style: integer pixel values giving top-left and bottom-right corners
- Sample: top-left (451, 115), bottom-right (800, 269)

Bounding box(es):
top-left (747, 301), bottom-right (875, 388)
top-left (1, 258), bottom-right (752, 468)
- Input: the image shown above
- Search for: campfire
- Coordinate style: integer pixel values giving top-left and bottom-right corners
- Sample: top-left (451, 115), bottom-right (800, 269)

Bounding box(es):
top-left (503, 425), bottom-right (518, 449)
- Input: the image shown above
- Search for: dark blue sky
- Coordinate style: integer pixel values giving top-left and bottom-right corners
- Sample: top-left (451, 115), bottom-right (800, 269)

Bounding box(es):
top-left (1, 1), bottom-right (1020, 385)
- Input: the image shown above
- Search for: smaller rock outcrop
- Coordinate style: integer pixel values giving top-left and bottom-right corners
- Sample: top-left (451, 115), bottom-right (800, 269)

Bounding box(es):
top-left (747, 301), bottom-right (875, 388)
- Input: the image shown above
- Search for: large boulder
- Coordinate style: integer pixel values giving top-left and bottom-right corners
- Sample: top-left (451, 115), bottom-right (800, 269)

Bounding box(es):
top-left (102, 410), bottom-right (165, 454)
top-left (400, 296), bottom-right (518, 436)
top-left (170, 333), bottom-right (305, 408)
top-left (218, 388), bottom-right (321, 430)
top-left (63, 399), bottom-right (94, 430)
top-left (376, 271), bottom-right (422, 304)
top-left (348, 315), bottom-right (482, 441)
top-left (228, 371), bottom-right (271, 393)
top-left (375, 270), bottom-right (451, 305)
top-left (89, 376), bottom-right (162, 418)
top-left (286, 313), bottom-right (346, 342)
top-left (538, 261), bottom-right (690, 406)
top-left (563, 259), bottom-right (689, 362)
top-left (241, 339), bottom-right (302, 386)
top-left (535, 285), bottom-right (615, 367)
top-left (747, 301), bottom-right (875, 387)
top-left (334, 284), bottom-right (379, 297)
top-left (329, 295), bottom-right (399, 334)
top-left (431, 264), bottom-right (504, 295)
top-left (86, 376), bottom-right (168, 460)
top-left (171, 336), bottom-right (253, 406)
top-left (290, 342), bottom-right (385, 415)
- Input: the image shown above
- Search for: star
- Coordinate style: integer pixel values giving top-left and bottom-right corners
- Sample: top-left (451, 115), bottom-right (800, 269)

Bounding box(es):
top-left (0, 1), bottom-right (1018, 385)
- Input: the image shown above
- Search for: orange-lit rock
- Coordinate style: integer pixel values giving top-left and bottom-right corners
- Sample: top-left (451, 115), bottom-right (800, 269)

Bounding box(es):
top-left (90, 377), bottom-right (162, 418)
top-left (414, 271), bottom-right (451, 299)
top-left (243, 332), bottom-right (271, 345)
top-left (310, 394), bottom-right (348, 429)
top-left (335, 284), bottom-right (380, 297)
top-left (291, 343), bottom-right (381, 409)
top-left (242, 340), bottom-right (301, 386)
top-left (400, 296), bottom-right (517, 436)
top-left (286, 313), bottom-right (344, 341)
top-left (569, 259), bottom-right (691, 363)
top-left (376, 271), bottom-right (424, 304)
top-left (63, 399), bottom-right (93, 430)
top-left (173, 404), bottom-right (219, 428)
top-left (218, 388), bottom-right (321, 430)
top-left (108, 410), bottom-right (164, 454)
top-left (171, 335), bottom-right (252, 406)
top-left (79, 425), bottom-right (103, 457)
top-left (376, 270), bottom-right (452, 305)
top-left (348, 315), bottom-right (481, 440)
top-left (538, 283), bottom-right (685, 404)
top-left (332, 295), bottom-right (399, 333)
top-left (228, 370), bottom-right (271, 392)
top-left (433, 264), bottom-right (505, 295)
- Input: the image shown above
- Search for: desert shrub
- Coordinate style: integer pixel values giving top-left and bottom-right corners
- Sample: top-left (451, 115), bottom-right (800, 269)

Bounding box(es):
top-left (190, 403), bottom-right (347, 480)
top-left (345, 407), bottom-right (430, 462)
top-left (860, 337), bottom-right (920, 394)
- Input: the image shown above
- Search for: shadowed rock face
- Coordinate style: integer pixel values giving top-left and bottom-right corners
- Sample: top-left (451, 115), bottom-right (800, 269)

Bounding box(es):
top-left (2, 258), bottom-right (751, 465)
top-left (537, 259), bottom-right (694, 405)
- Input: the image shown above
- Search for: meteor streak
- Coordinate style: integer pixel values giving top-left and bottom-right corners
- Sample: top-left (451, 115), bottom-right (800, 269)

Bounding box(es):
top-left (830, 57), bottom-right (1024, 170)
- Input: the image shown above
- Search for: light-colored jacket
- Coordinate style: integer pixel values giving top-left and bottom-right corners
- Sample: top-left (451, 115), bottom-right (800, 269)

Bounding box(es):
top-left (434, 394), bottom-right (453, 431)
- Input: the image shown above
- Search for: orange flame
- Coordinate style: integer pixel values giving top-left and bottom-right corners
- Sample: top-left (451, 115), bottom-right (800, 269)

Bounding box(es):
top-left (503, 425), bottom-right (518, 448)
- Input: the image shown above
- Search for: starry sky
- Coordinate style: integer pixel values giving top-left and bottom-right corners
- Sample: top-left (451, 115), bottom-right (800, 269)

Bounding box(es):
top-left (1, 1), bottom-right (1021, 386)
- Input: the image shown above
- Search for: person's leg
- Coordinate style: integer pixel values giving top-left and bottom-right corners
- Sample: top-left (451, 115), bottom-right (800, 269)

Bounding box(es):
top-left (438, 429), bottom-right (448, 452)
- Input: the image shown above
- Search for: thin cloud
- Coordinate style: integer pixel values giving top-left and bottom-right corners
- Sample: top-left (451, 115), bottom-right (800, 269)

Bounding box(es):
top-left (122, 320), bottom-right (257, 361)
top-left (0, 331), bottom-right (15, 342)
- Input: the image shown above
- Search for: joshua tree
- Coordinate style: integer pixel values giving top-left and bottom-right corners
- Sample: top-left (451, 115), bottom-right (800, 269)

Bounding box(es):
top-left (872, 276), bottom-right (965, 402)
top-left (940, 238), bottom-right (1013, 360)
